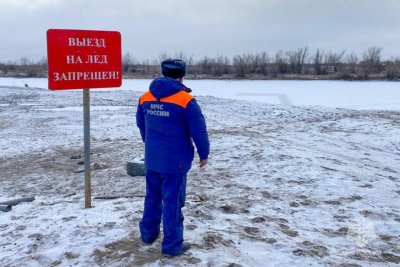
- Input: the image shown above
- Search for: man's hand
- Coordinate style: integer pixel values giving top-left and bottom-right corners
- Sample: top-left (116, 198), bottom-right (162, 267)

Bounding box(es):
top-left (199, 159), bottom-right (208, 168)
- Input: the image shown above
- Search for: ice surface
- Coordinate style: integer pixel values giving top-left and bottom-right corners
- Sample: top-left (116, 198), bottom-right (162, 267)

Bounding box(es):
top-left (1, 77), bottom-right (400, 110)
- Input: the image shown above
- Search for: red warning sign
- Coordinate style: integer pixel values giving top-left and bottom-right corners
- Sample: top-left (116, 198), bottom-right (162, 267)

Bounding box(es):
top-left (47, 29), bottom-right (122, 90)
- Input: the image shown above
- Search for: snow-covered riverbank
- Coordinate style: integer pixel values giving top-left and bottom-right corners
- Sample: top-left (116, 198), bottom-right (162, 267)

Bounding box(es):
top-left (0, 84), bottom-right (399, 266)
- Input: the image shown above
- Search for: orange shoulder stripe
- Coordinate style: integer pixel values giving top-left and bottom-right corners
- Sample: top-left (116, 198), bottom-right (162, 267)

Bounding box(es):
top-left (161, 91), bottom-right (193, 108)
top-left (139, 91), bottom-right (156, 105)
top-left (140, 90), bottom-right (193, 108)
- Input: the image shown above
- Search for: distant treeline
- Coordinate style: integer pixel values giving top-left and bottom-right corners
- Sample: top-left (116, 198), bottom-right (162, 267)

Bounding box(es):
top-left (1, 47), bottom-right (400, 80)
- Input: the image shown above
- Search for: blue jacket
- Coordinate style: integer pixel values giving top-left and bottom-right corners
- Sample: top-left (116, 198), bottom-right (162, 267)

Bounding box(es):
top-left (136, 77), bottom-right (210, 173)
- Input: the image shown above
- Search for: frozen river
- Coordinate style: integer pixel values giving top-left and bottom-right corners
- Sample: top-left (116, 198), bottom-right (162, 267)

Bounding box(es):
top-left (1, 77), bottom-right (399, 110)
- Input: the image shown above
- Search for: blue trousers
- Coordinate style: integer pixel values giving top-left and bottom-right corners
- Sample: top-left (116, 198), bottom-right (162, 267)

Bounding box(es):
top-left (139, 169), bottom-right (187, 256)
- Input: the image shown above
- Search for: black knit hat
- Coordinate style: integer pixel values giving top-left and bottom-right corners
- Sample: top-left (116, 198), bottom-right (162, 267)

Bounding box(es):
top-left (161, 59), bottom-right (187, 79)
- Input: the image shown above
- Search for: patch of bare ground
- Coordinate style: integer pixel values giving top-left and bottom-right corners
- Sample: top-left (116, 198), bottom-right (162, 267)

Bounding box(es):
top-left (322, 227), bottom-right (349, 237)
top-left (0, 140), bottom-right (135, 196)
top-left (348, 250), bottom-right (400, 265)
top-left (278, 223), bottom-right (299, 237)
top-left (92, 237), bottom-right (202, 266)
top-left (200, 232), bottom-right (235, 250)
top-left (293, 241), bottom-right (329, 258)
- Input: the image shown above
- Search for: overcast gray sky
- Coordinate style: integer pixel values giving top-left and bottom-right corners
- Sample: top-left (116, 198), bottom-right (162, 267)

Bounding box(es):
top-left (1, 0), bottom-right (399, 62)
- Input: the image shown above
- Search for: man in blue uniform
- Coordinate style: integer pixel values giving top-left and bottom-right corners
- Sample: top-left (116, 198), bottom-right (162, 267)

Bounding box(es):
top-left (136, 59), bottom-right (210, 257)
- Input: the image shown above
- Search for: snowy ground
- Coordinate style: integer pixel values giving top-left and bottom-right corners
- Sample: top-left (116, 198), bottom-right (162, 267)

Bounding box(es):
top-left (0, 81), bottom-right (400, 266)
